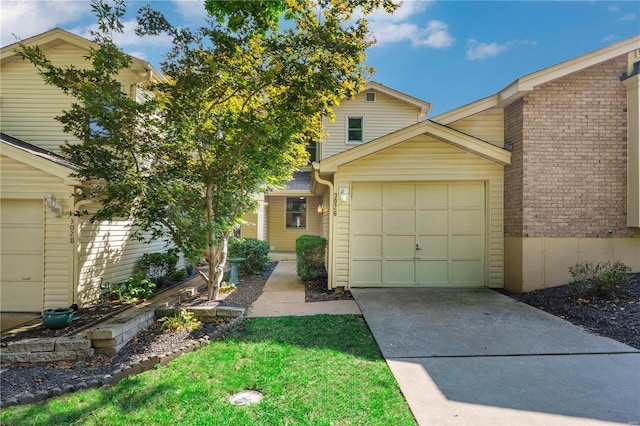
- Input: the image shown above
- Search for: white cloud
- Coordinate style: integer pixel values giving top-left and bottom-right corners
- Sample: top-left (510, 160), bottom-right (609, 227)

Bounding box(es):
top-left (466, 39), bottom-right (536, 61)
top-left (466, 40), bottom-right (509, 61)
top-left (171, 0), bottom-right (207, 22)
top-left (608, 4), bottom-right (620, 12)
top-left (0, 0), bottom-right (90, 46)
top-left (621, 13), bottom-right (637, 21)
top-left (360, 0), bottom-right (453, 49)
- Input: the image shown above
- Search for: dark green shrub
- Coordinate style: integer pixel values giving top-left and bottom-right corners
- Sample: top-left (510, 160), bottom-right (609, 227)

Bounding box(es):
top-left (172, 269), bottom-right (188, 282)
top-left (296, 235), bottom-right (327, 280)
top-left (569, 260), bottom-right (631, 299)
top-left (228, 238), bottom-right (270, 275)
top-left (138, 249), bottom-right (179, 284)
top-left (110, 273), bottom-right (156, 303)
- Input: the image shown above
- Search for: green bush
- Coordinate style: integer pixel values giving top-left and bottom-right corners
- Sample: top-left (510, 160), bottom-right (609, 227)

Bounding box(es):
top-left (569, 260), bottom-right (631, 299)
top-left (228, 237), bottom-right (270, 275)
top-left (110, 273), bottom-right (156, 303)
top-left (172, 269), bottom-right (188, 282)
top-left (295, 235), bottom-right (327, 280)
top-left (138, 249), bottom-right (179, 284)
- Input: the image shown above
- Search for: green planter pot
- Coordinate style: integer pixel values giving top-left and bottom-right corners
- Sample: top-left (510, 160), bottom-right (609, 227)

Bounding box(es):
top-left (42, 308), bottom-right (74, 330)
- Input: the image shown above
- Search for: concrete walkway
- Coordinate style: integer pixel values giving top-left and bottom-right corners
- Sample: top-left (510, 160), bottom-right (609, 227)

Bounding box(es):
top-left (351, 288), bottom-right (640, 426)
top-left (247, 261), bottom-right (361, 317)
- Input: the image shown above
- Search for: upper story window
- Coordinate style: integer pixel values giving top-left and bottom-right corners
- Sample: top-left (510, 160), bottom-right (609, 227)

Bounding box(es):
top-left (365, 92), bottom-right (376, 102)
top-left (347, 116), bottom-right (363, 144)
top-left (286, 197), bottom-right (307, 229)
top-left (306, 141), bottom-right (318, 164)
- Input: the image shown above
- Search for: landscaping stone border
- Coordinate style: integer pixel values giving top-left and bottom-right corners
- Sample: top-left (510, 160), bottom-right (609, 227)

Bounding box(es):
top-left (0, 316), bottom-right (245, 409)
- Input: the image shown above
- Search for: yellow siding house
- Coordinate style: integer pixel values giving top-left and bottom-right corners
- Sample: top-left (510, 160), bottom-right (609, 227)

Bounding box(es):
top-left (0, 29), bottom-right (170, 313)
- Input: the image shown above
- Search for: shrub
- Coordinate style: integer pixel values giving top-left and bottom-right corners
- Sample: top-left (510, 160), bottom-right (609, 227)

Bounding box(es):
top-left (569, 260), bottom-right (631, 299)
top-left (139, 249), bottom-right (179, 284)
top-left (295, 235), bottom-right (327, 280)
top-left (159, 309), bottom-right (201, 333)
top-left (172, 269), bottom-right (188, 282)
top-left (110, 273), bottom-right (156, 303)
top-left (228, 237), bottom-right (270, 275)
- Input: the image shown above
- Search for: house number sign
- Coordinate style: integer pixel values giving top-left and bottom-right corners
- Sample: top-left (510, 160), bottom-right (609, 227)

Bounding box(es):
top-left (69, 216), bottom-right (75, 244)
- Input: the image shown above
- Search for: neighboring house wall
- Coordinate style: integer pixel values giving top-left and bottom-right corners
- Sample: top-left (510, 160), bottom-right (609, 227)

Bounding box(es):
top-left (76, 204), bottom-right (172, 306)
top-left (503, 54), bottom-right (640, 291)
top-left (332, 136), bottom-right (504, 289)
top-left (1, 42), bottom-right (146, 154)
top-left (265, 195), bottom-right (324, 251)
top-left (321, 90), bottom-right (422, 159)
top-left (0, 154), bottom-right (75, 311)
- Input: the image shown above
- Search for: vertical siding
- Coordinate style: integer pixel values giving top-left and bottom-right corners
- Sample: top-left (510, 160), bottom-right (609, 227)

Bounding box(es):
top-left (333, 136), bottom-right (505, 289)
top-left (321, 91), bottom-right (421, 159)
top-left (265, 195), bottom-right (324, 251)
top-left (447, 108), bottom-right (505, 147)
top-left (1, 44), bottom-right (149, 154)
top-left (0, 154), bottom-right (75, 310)
top-left (77, 203), bottom-right (175, 305)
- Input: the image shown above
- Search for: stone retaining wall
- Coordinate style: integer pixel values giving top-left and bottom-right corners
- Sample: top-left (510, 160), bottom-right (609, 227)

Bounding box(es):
top-left (0, 337), bottom-right (94, 365)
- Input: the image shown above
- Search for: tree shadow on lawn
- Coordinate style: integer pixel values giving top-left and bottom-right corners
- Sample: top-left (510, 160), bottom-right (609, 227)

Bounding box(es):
top-left (6, 377), bottom-right (173, 426)
top-left (229, 314), bottom-right (383, 362)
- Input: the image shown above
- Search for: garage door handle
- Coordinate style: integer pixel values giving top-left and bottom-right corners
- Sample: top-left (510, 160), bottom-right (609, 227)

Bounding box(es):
top-left (22, 277), bottom-right (31, 280)
top-left (415, 244), bottom-right (422, 251)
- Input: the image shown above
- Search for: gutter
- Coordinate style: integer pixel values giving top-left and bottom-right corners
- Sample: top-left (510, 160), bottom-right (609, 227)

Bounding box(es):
top-left (313, 165), bottom-right (335, 290)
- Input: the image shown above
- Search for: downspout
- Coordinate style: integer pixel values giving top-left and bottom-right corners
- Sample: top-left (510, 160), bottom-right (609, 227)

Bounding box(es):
top-left (313, 164), bottom-right (335, 290)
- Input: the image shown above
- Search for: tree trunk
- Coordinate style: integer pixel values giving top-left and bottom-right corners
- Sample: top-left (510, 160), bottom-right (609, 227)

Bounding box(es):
top-left (207, 235), bottom-right (229, 300)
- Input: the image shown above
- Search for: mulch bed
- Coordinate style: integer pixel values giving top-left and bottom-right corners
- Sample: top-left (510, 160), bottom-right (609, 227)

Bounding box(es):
top-left (500, 273), bottom-right (640, 350)
top-left (304, 269), bottom-right (353, 302)
top-left (0, 263), bottom-right (276, 401)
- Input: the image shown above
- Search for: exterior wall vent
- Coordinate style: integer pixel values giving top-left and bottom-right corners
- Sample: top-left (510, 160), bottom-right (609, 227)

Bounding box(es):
top-left (365, 92), bottom-right (376, 102)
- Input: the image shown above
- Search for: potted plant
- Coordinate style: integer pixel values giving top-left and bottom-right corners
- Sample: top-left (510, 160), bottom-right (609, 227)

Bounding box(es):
top-left (42, 307), bottom-right (74, 330)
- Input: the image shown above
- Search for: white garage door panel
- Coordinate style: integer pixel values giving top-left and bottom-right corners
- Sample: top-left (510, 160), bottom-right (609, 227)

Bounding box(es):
top-left (351, 182), bottom-right (485, 288)
top-left (1, 199), bottom-right (44, 312)
top-left (351, 210), bottom-right (382, 234)
top-left (351, 261), bottom-right (382, 284)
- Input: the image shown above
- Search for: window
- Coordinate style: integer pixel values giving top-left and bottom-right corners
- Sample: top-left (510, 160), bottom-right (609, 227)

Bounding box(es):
top-left (365, 92), bottom-right (376, 102)
top-left (286, 197), bottom-right (307, 229)
top-left (347, 117), bottom-right (363, 144)
top-left (306, 141), bottom-right (318, 163)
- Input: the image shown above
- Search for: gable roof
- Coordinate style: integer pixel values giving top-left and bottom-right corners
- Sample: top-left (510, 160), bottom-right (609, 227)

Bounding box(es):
top-left (434, 34), bottom-right (640, 125)
top-left (361, 81), bottom-right (432, 119)
top-left (1, 28), bottom-right (163, 82)
top-left (1, 133), bottom-right (80, 184)
top-left (315, 120), bottom-right (511, 173)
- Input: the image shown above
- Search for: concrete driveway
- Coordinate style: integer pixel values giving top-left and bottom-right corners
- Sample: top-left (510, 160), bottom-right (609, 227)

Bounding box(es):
top-left (351, 288), bottom-right (640, 425)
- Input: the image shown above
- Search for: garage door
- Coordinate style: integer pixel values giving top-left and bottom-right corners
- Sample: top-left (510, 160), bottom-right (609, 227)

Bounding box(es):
top-left (1, 199), bottom-right (44, 312)
top-left (350, 182), bottom-right (485, 287)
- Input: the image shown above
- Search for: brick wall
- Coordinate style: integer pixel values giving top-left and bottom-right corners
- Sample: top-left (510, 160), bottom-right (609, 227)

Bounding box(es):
top-left (509, 54), bottom-right (638, 238)
top-left (504, 99), bottom-right (524, 237)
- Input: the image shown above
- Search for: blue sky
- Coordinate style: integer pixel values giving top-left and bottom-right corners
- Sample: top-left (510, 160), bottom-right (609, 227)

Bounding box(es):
top-left (1, 1), bottom-right (638, 115)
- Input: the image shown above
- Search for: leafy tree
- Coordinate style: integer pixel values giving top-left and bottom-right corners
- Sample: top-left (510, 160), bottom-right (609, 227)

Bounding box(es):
top-left (17, 0), bottom-right (397, 301)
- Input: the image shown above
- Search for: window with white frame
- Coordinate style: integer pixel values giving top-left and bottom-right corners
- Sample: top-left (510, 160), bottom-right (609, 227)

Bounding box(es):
top-left (347, 116), bottom-right (363, 144)
top-left (286, 197), bottom-right (307, 229)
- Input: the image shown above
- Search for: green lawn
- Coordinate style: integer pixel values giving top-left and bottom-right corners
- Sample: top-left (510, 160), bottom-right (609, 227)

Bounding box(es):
top-left (1, 316), bottom-right (416, 425)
